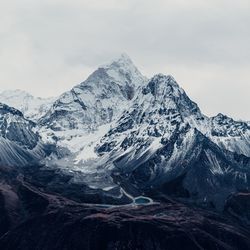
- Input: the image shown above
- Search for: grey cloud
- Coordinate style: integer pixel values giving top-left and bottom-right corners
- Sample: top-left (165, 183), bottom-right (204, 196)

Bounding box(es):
top-left (0, 0), bottom-right (249, 120)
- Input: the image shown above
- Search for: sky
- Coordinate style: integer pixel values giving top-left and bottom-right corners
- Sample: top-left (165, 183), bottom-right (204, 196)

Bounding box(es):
top-left (0, 0), bottom-right (249, 120)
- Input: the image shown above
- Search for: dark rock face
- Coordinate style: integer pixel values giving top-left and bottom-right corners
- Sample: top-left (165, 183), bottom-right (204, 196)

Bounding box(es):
top-left (0, 103), bottom-right (53, 167)
top-left (211, 113), bottom-right (250, 137)
top-left (224, 192), bottom-right (250, 226)
top-left (0, 103), bottom-right (23, 117)
top-left (0, 103), bottom-right (39, 150)
top-left (0, 191), bottom-right (11, 236)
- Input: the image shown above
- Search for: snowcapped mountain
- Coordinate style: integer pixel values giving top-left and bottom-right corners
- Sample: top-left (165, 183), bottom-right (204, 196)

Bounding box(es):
top-left (208, 113), bottom-right (250, 157)
top-left (72, 73), bottom-right (249, 162)
top-left (72, 74), bottom-right (250, 207)
top-left (40, 54), bottom-right (146, 130)
top-left (38, 54), bottom-right (147, 155)
top-left (95, 74), bottom-right (204, 155)
top-left (1, 54), bottom-right (249, 209)
top-left (0, 89), bottom-right (56, 121)
top-left (1, 55), bottom-right (250, 250)
top-left (0, 103), bottom-right (51, 166)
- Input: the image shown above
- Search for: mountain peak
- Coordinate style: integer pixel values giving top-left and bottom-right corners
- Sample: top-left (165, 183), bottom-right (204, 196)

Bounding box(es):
top-left (151, 74), bottom-right (178, 86)
top-left (143, 73), bottom-right (182, 99)
top-left (103, 53), bottom-right (133, 68)
top-left (212, 113), bottom-right (234, 123)
top-left (115, 52), bottom-right (132, 62)
top-left (83, 54), bottom-right (147, 89)
top-left (41, 54), bottom-right (147, 131)
top-left (214, 113), bottom-right (227, 119)
top-left (101, 53), bottom-right (145, 82)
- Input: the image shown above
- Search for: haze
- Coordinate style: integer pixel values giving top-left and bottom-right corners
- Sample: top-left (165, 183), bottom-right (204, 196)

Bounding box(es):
top-left (0, 0), bottom-right (249, 120)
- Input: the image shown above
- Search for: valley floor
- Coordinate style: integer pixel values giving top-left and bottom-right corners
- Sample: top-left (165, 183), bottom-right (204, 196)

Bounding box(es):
top-left (0, 165), bottom-right (250, 250)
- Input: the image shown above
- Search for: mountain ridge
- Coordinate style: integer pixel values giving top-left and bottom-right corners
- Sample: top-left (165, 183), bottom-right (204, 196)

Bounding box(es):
top-left (0, 54), bottom-right (250, 249)
top-left (0, 54), bottom-right (249, 209)
top-left (0, 89), bottom-right (56, 121)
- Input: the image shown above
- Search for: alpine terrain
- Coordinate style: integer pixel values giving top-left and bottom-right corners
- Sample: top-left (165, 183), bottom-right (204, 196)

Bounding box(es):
top-left (0, 54), bottom-right (250, 250)
top-left (0, 89), bottom-right (56, 121)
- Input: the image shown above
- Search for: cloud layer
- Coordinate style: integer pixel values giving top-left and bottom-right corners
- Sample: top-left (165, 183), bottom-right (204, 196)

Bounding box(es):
top-left (0, 0), bottom-right (249, 120)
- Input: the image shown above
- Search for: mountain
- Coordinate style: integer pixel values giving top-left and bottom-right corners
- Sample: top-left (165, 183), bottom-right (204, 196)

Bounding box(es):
top-left (208, 113), bottom-right (250, 157)
top-left (0, 55), bottom-right (250, 249)
top-left (35, 58), bottom-right (250, 209)
top-left (0, 103), bottom-right (51, 167)
top-left (0, 90), bottom-right (56, 121)
top-left (86, 74), bottom-right (250, 208)
top-left (40, 54), bottom-right (146, 130)
top-left (38, 54), bottom-right (147, 155)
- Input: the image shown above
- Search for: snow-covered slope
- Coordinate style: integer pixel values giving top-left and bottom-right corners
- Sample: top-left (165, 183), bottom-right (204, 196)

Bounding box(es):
top-left (0, 89), bottom-right (55, 121)
top-left (0, 103), bottom-right (51, 167)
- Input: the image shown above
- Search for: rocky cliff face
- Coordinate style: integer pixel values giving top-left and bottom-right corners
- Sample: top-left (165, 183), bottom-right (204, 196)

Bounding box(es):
top-left (0, 103), bottom-right (39, 149)
top-left (0, 103), bottom-right (51, 167)
top-left (208, 113), bottom-right (250, 156)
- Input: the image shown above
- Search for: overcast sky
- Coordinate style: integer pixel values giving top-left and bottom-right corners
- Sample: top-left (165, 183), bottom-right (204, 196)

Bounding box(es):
top-left (0, 0), bottom-right (249, 120)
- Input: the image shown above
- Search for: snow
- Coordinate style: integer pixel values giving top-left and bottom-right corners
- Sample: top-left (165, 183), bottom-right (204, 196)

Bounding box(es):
top-left (0, 89), bottom-right (56, 121)
top-left (36, 54), bottom-right (149, 168)
top-left (74, 123), bottom-right (113, 163)
top-left (102, 53), bottom-right (148, 87)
